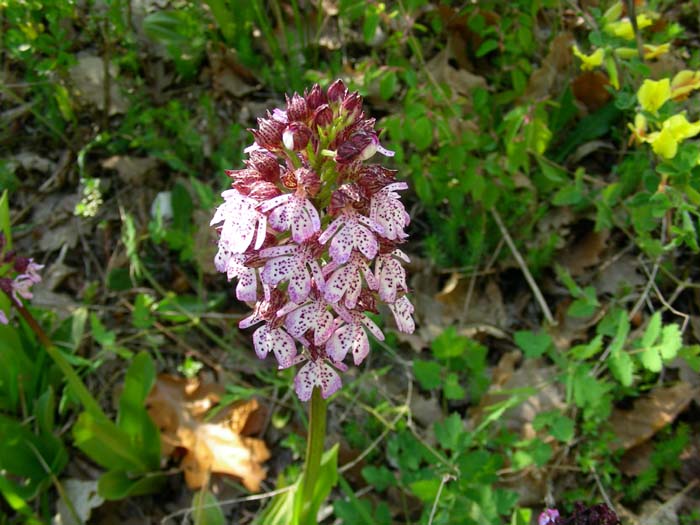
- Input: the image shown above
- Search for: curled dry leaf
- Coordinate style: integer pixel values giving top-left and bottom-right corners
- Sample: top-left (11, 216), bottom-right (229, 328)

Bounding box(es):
top-left (610, 383), bottom-right (698, 451)
top-left (146, 374), bottom-right (270, 491)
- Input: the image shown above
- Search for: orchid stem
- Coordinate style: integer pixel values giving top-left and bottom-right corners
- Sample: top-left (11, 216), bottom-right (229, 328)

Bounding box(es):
top-left (299, 387), bottom-right (327, 525)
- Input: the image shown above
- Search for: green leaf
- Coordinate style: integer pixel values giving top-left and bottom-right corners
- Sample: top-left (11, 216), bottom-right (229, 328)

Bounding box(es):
top-left (641, 312), bottom-right (662, 347)
top-left (476, 39), bottom-right (499, 57)
top-left (410, 116), bottom-right (433, 151)
top-left (73, 413), bottom-right (150, 472)
top-left (132, 293), bottom-right (155, 329)
top-left (431, 326), bottom-right (470, 359)
top-left (192, 490), bottom-right (225, 525)
top-left (0, 190), bottom-right (11, 251)
top-left (117, 352), bottom-right (160, 469)
top-left (413, 359), bottom-right (442, 390)
top-left (434, 412), bottom-right (463, 451)
top-left (379, 72), bottom-right (398, 100)
top-left (444, 372), bottom-right (466, 400)
top-left (569, 334), bottom-right (603, 360)
top-left (608, 351), bottom-right (634, 387)
top-left (409, 478), bottom-right (441, 502)
top-left (361, 465), bottom-right (395, 492)
top-left (640, 345), bottom-right (662, 373)
top-left (90, 313), bottom-right (115, 348)
top-left (98, 470), bottom-right (164, 500)
top-left (0, 415), bottom-right (67, 500)
top-left (659, 324), bottom-right (682, 360)
top-left (514, 331), bottom-right (552, 358)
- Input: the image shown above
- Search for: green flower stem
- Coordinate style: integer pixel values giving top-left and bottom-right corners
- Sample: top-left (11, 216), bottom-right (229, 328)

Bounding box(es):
top-left (299, 386), bottom-right (327, 525)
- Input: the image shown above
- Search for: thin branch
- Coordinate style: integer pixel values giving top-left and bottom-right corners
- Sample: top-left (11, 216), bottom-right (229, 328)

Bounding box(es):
top-left (490, 208), bottom-right (555, 325)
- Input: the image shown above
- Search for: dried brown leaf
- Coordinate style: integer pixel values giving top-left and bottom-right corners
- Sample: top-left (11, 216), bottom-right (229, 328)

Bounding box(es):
top-left (610, 383), bottom-right (698, 451)
top-left (146, 374), bottom-right (270, 491)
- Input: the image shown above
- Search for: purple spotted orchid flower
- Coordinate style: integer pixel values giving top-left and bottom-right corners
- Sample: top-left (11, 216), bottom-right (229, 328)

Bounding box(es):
top-left (211, 80), bottom-right (414, 401)
top-left (0, 233), bottom-right (44, 324)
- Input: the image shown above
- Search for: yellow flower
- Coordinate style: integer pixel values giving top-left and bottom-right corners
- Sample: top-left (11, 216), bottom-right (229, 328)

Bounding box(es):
top-left (605, 13), bottom-right (655, 40)
top-left (637, 78), bottom-right (671, 113)
top-left (643, 43), bottom-right (671, 60)
top-left (670, 70), bottom-right (700, 101)
top-left (628, 113), bottom-right (648, 145)
top-left (616, 43), bottom-right (670, 60)
top-left (572, 45), bottom-right (605, 71)
top-left (645, 113), bottom-right (700, 159)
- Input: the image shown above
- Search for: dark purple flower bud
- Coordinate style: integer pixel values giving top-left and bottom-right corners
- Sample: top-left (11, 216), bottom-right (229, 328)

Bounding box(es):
top-left (286, 93), bottom-right (309, 122)
top-left (251, 114), bottom-right (286, 151)
top-left (282, 122), bottom-right (312, 151)
top-left (247, 151), bottom-right (282, 182)
top-left (358, 165), bottom-right (397, 195)
top-left (340, 92), bottom-right (363, 122)
top-left (312, 104), bottom-right (333, 128)
top-left (13, 257), bottom-right (30, 273)
top-left (305, 84), bottom-right (327, 110)
top-left (294, 168), bottom-right (321, 197)
top-left (0, 277), bottom-right (12, 295)
top-left (327, 79), bottom-right (348, 103)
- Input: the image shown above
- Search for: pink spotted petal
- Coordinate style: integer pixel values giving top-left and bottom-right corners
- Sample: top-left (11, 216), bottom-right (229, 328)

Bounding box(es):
top-left (324, 263), bottom-right (361, 305)
top-left (261, 255), bottom-right (295, 288)
top-left (318, 216), bottom-right (344, 245)
top-left (376, 253), bottom-right (408, 304)
top-left (236, 266), bottom-right (258, 302)
top-left (314, 309), bottom-right (335, 345)
top-left (0, 310), bottom-right (7, 325)
top-left (389, 295), bottom-right (415, 334)
top-left (294, 360), bottom-right (342, 401)
top-left (285, 302), bottom-right (319, 338)
top-left (287, 264), bottom-right (312, 304)
top-left (360, 315), bottom-right (385, 342)
top-left (252, 324), bottom-right (297, 368)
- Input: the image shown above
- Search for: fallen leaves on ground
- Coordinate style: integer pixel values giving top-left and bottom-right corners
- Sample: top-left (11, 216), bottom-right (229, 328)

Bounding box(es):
top-left (610, 382), bottom-right (698, 451)
top-left (146, 374), bottom-right (270, 491)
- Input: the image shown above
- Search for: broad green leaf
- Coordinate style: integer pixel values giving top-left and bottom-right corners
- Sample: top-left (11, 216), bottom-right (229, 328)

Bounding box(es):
top-left (608, 310), bottom-right (630, 355)
top-left (409, 478), bottom-right (441, 502)
top-left (98, 470), bottom-right (164, 500)
top-left (434, 412), bottom-right (463, 451)
top-left (514, 331), bottom-right (552, 358)
top-left (640, 346), bottom-right (662, 373)
top-left (0, 415), bottom-right (67, 500)
top-left (117, 352), bottom-right (160, 469)
top-left (73, 412), bottom-right (150, 472)
top-left (444, 372), bottom-right (466, 400)
top-left (361, 465), bottom-right (395, 492)
top-left (641, 312), bottom-right (662, 347)
top-left (431, 326), bottom-right (469, 359)
top-left (192, 490), bottom-right (225, 525)
top-left (608, 351), bottom-right (634, 387)
top-left (659, 324), bottom-right (682, 360)
top-left (413, 359), bottom-right (442, 390)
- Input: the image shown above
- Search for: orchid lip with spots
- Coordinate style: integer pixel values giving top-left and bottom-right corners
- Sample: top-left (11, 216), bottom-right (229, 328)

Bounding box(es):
top-left (210, 80), bottom-right (414, 401)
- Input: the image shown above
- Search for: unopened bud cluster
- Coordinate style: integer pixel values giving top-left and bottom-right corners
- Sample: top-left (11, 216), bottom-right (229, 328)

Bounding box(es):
top-left (211, 80), bottom-right (414, 401)
top-left (0, 233), bottom-right (43, 324)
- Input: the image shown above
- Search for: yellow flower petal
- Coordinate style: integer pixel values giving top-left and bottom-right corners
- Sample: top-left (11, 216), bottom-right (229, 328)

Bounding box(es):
top-left (643, 43), bottom-right (670, 60)
top-left (572, 45), bottom-right (605, 71)
top-left (671, 70), bottom-right (700, 101)
top-left (646, 129), bottom-right (678, 159)
top-left (605, 13), bottom-right (655, 40)
top-left (663, 113), bottom-right (700, 141)
top-left (628, 113), bottom-right (648, 145)
top-left (637, 78), bottom-right (671, 113)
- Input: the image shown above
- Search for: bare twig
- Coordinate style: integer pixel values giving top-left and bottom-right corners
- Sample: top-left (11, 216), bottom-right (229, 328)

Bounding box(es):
top-left (428, 474), bottom-right (455, 525)
top-left (629, 215), bottom-right (667, 319)
top-left (490, 208), bottom-right (556, 325)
